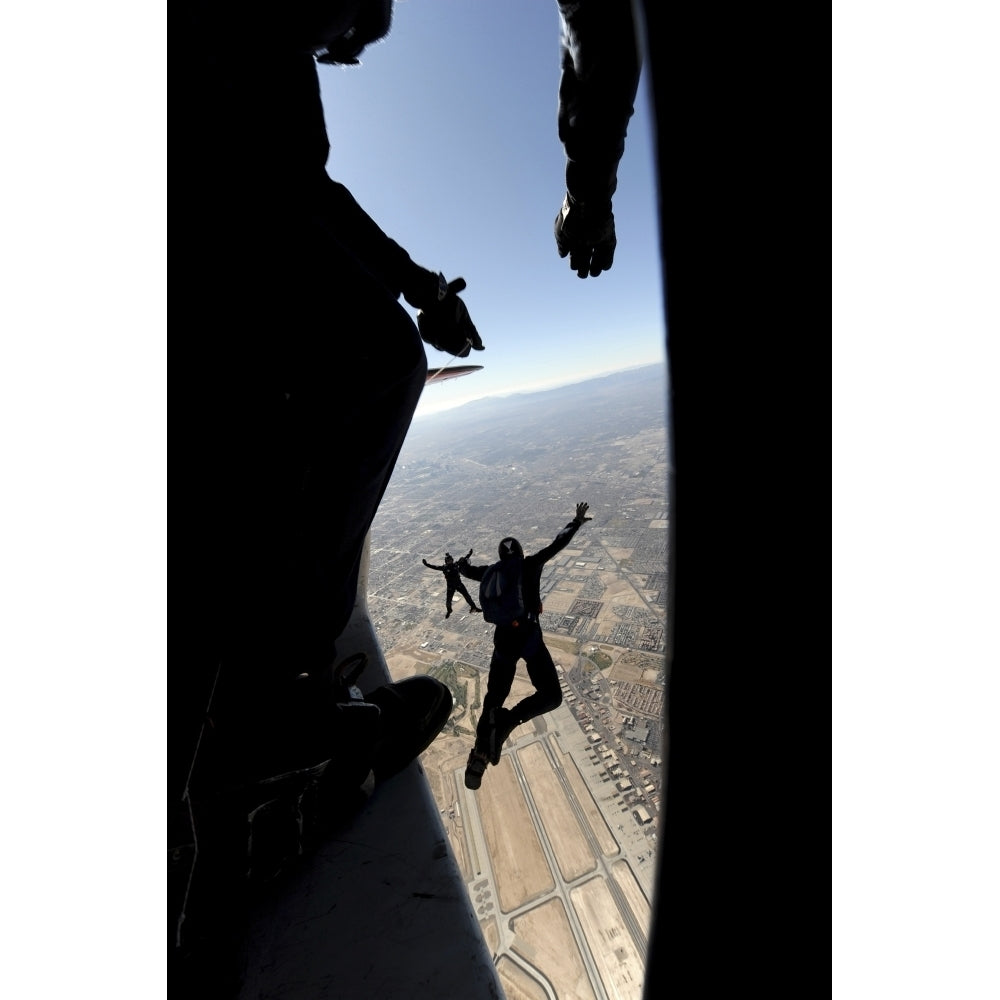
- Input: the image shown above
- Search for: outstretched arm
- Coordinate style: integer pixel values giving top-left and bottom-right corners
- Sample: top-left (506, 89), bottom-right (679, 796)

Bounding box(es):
top-left (459, 557), bottom-right (488, 582)
top-left (422, 559), bottom-right (444, 572)
top-left (534, 502), bottom-right (593, 563)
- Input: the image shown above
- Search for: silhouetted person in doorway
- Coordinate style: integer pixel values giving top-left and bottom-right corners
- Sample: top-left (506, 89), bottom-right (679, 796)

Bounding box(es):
top-left (177, 3), bottom-right (484, 793)
top-left (174, 3), bottom-right (483, 991)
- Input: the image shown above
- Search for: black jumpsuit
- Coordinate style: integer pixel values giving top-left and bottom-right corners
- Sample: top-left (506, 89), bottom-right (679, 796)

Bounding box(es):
top-left (423, 557), bottom-right (478, 614)
top-left (460, 519), bottom-right (584, 744)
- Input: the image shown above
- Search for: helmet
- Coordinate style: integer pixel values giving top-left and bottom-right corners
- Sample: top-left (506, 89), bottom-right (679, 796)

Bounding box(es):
top-left (445, 553), bottom-right (453, 562)
top-left (311, 0), bottom-right (394, 65)
top-left (498, 537), bottom-right (523, 560)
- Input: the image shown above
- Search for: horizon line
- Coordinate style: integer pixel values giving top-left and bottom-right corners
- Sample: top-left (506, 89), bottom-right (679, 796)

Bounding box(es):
top-left (414, 357), bottom-right (667, 419)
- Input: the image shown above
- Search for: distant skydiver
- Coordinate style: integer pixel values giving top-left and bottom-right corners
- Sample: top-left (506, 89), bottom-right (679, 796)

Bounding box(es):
top-left (422, 551), bottom-right (481, 618)
top-left (458, 503), bottom-right (593, 790)
top-left (553, 0), bottom-right (643, 278)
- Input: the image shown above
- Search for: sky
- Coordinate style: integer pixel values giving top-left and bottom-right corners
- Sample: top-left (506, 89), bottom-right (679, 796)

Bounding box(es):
top-left (314, 0), bottom-right (667, 417)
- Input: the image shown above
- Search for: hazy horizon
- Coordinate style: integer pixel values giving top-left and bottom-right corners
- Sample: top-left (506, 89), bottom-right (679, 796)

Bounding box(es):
top-left (415, 356), bottom-right (667, 419)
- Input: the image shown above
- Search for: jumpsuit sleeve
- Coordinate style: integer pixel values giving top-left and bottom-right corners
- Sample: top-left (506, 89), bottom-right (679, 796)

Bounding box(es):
top-left (314, 178), bottom-right (442, 307)
top-left (459, 561), bottom-right (488, 582)
top-left (556, 0), bottom-right (642, 210)
top-left (532, 520), bottom-right (583, 565)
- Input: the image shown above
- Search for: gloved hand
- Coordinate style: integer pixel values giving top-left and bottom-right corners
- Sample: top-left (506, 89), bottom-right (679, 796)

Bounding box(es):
top-left (416, 277), bottom-right (485, 357)
top-left (574, 502), bottom-right (592, 524)
top-left (554, 195), bottom-right (616, 278)
top-left (422, 559), bottom-right (429, 566)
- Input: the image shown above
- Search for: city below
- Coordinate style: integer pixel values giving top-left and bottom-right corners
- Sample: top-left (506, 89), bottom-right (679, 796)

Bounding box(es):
top-left (367, 363), bottom-right (671, 1000)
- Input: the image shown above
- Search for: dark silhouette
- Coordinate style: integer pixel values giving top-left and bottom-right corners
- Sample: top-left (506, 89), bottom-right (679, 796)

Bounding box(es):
top-left (172, 4), bottom-right (484, 991)
top-left (554, 0), bottom-right (642, 278)
top-left (458, 503), bottom-right (592, 789)
top-left (176, 8), bottom-right (486, 782)
top-left (422, 551), bottom-right (481, 617)
top-left (179, 2), bottom-right (482, 744)
top-left (626, 4), bottom-right (828, 997)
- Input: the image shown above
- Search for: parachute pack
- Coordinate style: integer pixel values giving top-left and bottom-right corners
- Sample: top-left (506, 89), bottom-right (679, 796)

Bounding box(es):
top-left (478, 559), bottom-right (526, 626)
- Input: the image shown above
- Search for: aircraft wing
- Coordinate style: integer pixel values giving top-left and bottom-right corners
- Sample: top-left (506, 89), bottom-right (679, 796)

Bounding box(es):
top-left (426, 364), bottom-right (483, 385)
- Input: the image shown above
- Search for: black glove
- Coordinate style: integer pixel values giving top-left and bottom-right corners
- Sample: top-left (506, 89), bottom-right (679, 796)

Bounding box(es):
top-left (573, 501), bottom-right (592, 524)
top-left (422, 559), bottom-right (429, 566)
top-left (555, 195), bottom-right (616, 278)
top-left (416, 277), bottom-right (485, 357)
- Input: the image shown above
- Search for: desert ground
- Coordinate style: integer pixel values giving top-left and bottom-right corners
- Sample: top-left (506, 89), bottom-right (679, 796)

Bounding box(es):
top-left (402, 657), bottom-right (651, 1000)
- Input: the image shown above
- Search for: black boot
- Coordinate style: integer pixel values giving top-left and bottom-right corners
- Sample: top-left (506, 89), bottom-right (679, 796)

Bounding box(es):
top-left (464, 748), bottom-right (489, 790)
top-left (365, 675), bottom-right (453, 783)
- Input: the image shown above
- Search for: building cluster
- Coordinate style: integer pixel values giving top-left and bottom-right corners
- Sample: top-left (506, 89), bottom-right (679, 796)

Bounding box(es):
top-left (560, 671), bottom-right (661, 835)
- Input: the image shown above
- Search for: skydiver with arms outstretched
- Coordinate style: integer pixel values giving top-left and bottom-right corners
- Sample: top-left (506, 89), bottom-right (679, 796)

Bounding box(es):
top-left (458, 503), bottom-right (593, 790)
top-left (422, 551), bottom-right (481, 618)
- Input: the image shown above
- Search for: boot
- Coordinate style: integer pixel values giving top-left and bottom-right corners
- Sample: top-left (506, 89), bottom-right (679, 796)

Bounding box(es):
top-left (464, 748), bottom-right (489, 790)
top-left (365, 675), bottom-right (453, 783)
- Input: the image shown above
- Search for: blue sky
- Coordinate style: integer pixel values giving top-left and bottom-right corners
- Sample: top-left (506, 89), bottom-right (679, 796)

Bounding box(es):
top-left (316, 0), bottom-right (666, 416)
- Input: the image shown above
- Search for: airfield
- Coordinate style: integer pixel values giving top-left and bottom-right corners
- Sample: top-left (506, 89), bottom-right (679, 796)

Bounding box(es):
top-left (394, 662), bottom-right (657, 1000)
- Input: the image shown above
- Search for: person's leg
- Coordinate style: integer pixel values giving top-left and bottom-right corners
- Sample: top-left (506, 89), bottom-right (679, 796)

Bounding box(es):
top-left (465, 638), bottom-right (518, 789)
top-left (445, 581), bottom-right (456, 615)
top-left (475, 636), bottom-right (520, 750)
top-left (482, 628), bottom-right (561, 766)
top-left (506, 626), bottom-right (563, 724)
top-left (182, 248), bottom-right (427, 783)
top-left (287, 275), bottom-right (428, 672)
top-left (457, 580), bottom-right (478, 610)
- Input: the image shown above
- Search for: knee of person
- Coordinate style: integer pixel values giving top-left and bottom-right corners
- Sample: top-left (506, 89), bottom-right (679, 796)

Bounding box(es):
top-left (542, 685), bottom-right (562, 712)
